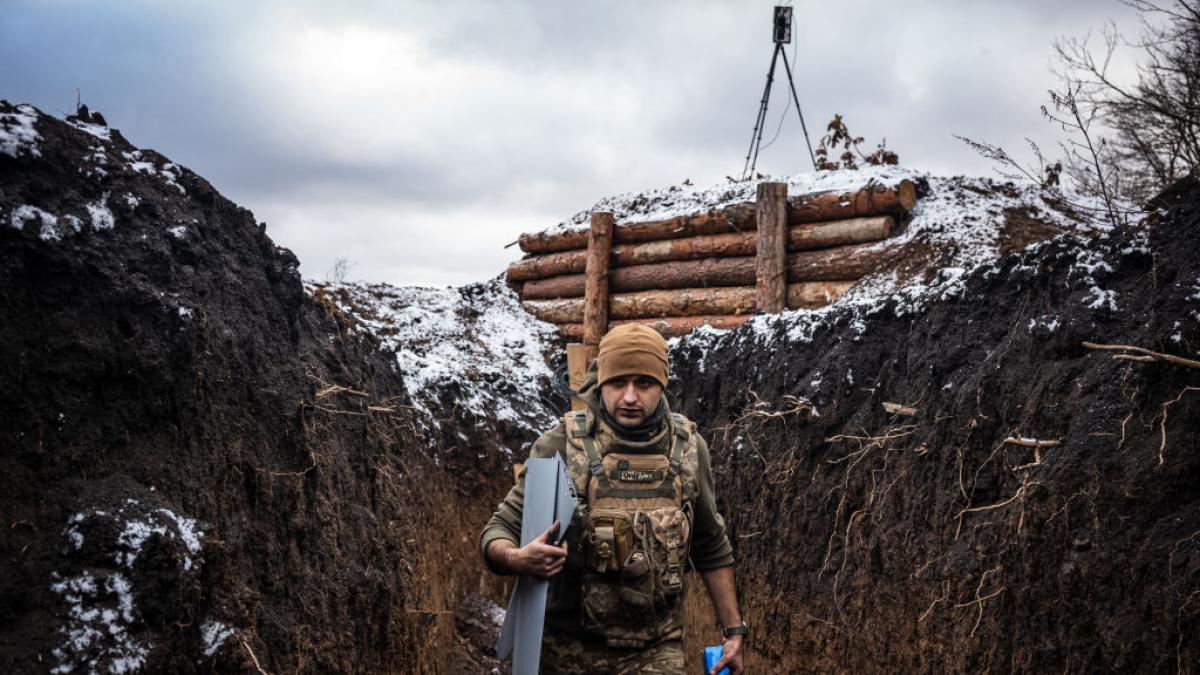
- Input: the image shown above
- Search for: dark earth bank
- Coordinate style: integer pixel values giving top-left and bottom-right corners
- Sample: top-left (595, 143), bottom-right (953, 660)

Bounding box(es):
top-left (2, 100), bottom-right (1198, 674)
top-left (670, 175), bottom-right (1200, 672)
top-left (0, 102), bottom-right (536, 674)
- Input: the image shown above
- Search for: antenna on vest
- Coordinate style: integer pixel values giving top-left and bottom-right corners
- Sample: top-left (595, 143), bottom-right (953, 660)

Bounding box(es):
top-left (740, 5), bottom-right (817, 180)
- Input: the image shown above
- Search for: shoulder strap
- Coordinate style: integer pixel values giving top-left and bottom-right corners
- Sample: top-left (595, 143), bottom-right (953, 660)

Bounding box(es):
top-left (568, 411), bottom-right (603, 476)
top-left (668, 413), bottom-right (688, 475)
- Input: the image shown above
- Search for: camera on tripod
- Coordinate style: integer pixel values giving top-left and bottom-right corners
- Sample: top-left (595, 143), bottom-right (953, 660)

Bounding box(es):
top-left (740, 5), bottom-right (815, 178)
top-left (773, 6), bottom-right (792, 44)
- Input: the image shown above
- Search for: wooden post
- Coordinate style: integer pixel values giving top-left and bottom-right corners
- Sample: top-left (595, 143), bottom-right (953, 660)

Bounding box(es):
top-left (583, 212), bottom-right (614, 346)
top-left (574, 211), bottom-right (613, 411)
top-left (755, 182), bottom-right (788, 313)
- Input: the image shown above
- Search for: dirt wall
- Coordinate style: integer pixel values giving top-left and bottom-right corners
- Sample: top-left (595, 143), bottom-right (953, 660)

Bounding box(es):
top-left (0, 103), bottom-right (530, 674)
top-left (670, 177), bottom-right (1200, 672)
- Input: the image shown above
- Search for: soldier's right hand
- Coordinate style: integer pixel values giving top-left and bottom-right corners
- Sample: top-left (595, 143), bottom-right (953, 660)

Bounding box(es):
top-left (509, 520), bottom-right (568, 579)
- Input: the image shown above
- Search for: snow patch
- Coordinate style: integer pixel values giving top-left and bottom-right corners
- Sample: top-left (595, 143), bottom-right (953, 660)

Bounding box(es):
top-left (87, 196), bottom-right (115, 231)
top-left (308, 279), bottom-right (559, 436)
top-left (1027, 315), bottom-right (1061, 334)
top-left (68, 500), bottom-right (204, 572)
top-left (10, 204), bottom-right (61, 241)
top-left (49, 571), bottom-right (148, 675)
top-left (168, 225), bottom-right (187, 239)
top-left (122, 151), bottom-right (185, 194)
top-left (200, 620), bottom-right (234, 657)
top-left (539, 166), bottom-right (922, 237)
top-left (0, 104), bottom-right (42, 158)
top-left (66, 118), bottom-right (112, 141)
top-left (1084, 286), bottom-right (1118, 312)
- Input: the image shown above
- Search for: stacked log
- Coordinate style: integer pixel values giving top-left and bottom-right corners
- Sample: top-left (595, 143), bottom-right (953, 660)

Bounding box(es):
top-left (506, 215), bottom-right (895, 282)
top-left (508, 180), bottom-right (915, 338)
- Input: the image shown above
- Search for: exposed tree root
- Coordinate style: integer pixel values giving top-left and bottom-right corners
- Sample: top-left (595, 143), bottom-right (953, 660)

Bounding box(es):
top-left (239, 637), bottom-right (269, 675)
top-left (955, 478), bottom-right (1041, 539)
top-left (954, 565), bottom-right (1004, 637)
top-left (1082, 341), bottom-right (1200, 369)
top-left (919, 579), bottom-right (952, 622)
top-left (1158, 386), bottom-right (1200, 465)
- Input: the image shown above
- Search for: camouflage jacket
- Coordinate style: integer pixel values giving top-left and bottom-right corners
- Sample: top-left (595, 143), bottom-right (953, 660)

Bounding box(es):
top-left (479, 379), bottom-right (734, 640)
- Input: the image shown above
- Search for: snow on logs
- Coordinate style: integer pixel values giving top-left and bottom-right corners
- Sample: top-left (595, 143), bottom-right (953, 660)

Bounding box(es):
top-left (510, 179), bottom-right (915, 338)
top-left (513, 181), bottom-right (914, 256)
top-left (506, 214), bottom-right (896, 281)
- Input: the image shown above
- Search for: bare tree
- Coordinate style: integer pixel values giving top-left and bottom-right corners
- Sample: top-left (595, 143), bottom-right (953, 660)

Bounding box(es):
top-left (1054, 0), bottom-right (1200, 202)
top-left (325, 257), bottom-right (355, 284)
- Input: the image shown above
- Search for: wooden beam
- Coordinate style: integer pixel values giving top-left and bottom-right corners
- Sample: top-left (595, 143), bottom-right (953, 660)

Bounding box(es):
top-left (788, 180), bottom-right (915, 224)
top-left (520, 238), bottom-right (890, 300)
top-left (528, 281), bottom-right (856, 324)
top-left (786, 241), bottom-right (893, 282)
top-left (517, 202), bottom-right (756, 254)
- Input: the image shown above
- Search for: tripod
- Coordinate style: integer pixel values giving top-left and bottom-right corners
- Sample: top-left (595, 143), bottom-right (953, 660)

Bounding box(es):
top-left (741, 39), bottom-right (817, 180)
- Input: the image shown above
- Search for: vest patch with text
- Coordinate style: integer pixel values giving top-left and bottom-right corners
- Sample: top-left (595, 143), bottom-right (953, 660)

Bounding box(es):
top-left (563, 410), bottom-right (699, 647)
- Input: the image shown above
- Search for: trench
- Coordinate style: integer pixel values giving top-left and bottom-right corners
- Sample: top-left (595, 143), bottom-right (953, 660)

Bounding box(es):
top-left (2, 103), bottom-right (1198, 673)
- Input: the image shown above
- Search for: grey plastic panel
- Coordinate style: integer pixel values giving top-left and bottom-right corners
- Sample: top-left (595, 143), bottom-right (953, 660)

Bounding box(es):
top-left (496, 455), bottom-right (578, 673)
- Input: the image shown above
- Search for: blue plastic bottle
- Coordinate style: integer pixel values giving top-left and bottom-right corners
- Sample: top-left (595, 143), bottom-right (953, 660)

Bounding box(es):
top-left (703, 645), bottom-right (730, 675)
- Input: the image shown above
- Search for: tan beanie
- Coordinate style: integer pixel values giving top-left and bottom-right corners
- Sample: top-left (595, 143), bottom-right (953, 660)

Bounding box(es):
top-left (596, 324), bottom-right (669, 387)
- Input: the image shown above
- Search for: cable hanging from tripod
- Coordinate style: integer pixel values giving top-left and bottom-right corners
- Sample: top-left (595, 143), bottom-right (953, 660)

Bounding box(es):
top-left (739, 4), bottom-right (817, 181)
top-left (758, 10), bottom-right (799, 152)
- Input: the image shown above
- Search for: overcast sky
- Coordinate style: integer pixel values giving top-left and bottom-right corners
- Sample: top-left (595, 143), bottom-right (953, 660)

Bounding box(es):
top-left (1, 1), bottom-right (1146, 286)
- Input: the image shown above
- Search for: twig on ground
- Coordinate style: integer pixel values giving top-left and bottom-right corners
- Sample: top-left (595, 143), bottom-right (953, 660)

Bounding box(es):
top-left (315, 384), bottom-right (369, 399)
top-left (1004, 436), bottom-right (1059, 471)
top-left (883, 401), bottom-right (918, 417)
top-left (1082, 341), bottom-right (1200, 369)
top-left (1003, 436), bottom-right (1061, 448)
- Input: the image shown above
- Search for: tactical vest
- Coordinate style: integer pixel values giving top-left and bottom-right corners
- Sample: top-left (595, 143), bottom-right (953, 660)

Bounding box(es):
top-left (563, 409), bottom-right (699, 647)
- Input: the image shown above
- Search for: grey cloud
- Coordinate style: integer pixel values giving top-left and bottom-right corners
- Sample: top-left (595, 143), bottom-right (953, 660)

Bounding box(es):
top-left (1, 0), bottom-right (1151, 287)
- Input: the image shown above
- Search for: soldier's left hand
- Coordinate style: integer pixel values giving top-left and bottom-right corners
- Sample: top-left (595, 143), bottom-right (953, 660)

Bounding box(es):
top-left (711, 635), bottom-right (744, 674)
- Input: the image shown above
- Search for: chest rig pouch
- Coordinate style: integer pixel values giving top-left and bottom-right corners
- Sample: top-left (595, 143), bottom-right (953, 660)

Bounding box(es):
top-left (566, 410), bottom-right (695, 648)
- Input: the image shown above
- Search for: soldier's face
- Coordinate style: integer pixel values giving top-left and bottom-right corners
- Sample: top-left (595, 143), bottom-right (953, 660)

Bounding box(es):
top-left (600, 375), bottom-right (663, 427)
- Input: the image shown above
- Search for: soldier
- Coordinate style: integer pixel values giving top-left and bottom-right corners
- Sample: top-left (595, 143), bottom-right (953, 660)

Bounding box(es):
top-left (480, 324), bottom-right (746, 674)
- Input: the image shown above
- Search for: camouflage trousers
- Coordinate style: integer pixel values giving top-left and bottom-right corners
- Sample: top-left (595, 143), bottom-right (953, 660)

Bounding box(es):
top-left (540, 631), bottom-right (684, 675)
